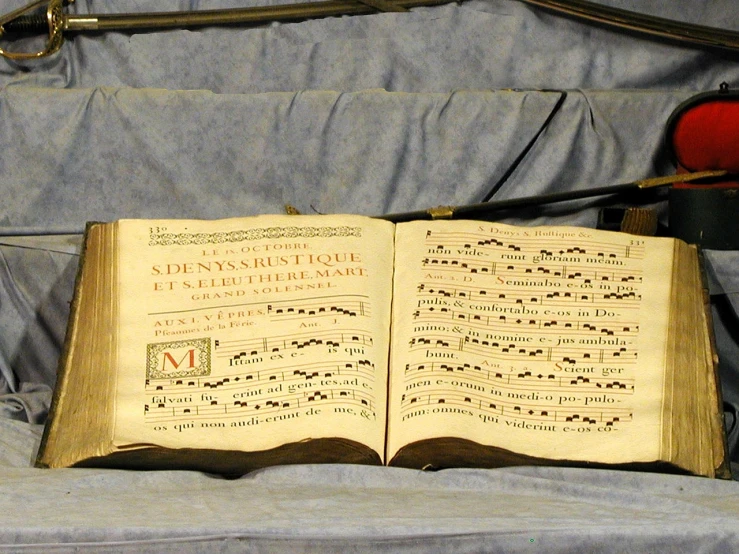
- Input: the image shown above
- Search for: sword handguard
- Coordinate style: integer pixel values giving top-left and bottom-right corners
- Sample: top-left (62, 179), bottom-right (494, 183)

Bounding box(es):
top-left (0, 0), bottom-right (68, 60)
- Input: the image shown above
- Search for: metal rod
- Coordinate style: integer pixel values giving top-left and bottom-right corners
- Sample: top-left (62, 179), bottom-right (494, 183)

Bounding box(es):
top-left (378, 170), bottom-right (728, 223)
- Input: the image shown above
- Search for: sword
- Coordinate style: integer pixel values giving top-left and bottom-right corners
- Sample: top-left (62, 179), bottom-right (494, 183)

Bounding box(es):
top-left (0, 0), bottom-right (448, 60)
top-left (2, 0), bottom-right (739, 61)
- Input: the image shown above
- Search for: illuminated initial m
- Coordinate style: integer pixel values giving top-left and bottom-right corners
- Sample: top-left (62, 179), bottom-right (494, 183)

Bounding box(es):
top-left (147, 338), bottom-right (211, 380)
top-left (161, 348), bottom-right (197, 371)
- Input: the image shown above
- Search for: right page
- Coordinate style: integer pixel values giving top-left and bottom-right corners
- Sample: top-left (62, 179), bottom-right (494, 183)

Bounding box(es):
top-left (387, 220), bottom-right (675, 467)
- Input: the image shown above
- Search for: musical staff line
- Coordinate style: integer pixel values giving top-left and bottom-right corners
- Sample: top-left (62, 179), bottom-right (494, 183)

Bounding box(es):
top-left (145, 387), bottom-right (375, 424)
top-left (417, 282), bottom-right (642, 307)
top-left (421, 256), bottom-right (643, 284)
top-left (424, 230), bottom-right (645, 260)
top-left (267, 295), bottom-right (370, 320)
top-left (214, 329), bottom-right (374, 360)
top-left (409, 333), bottom-right (637, 365)
top-left (412, 307), bottom-right (639, 336)
top-left (404, 362), bottom-right (635, 393)
top-left (146, 359), bottom-right (376, 393)
top-left (400, 389), bottom-right (632, 425)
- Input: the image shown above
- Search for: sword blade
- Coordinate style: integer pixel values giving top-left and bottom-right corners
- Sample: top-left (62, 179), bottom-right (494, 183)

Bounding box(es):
top-left (58, 0), bottom-right (739, 50)
top-left (8, 0), bottom-right (450, 33)
top-left (518, 0), bottom-right (739, 51)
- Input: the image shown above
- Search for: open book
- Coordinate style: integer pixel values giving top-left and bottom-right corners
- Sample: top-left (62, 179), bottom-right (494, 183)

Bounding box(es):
top-left (37, 215), bottom-right (730, 478)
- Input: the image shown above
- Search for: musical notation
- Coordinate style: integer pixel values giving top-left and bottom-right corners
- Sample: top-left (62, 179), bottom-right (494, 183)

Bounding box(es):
top-left (416, 283), bottom-right (641, 307)
top-left (214, 329), bottom-right (373, 361)
top-left (384, 226), bottom-right (646, 433)
top-left (266, 295), bottom-right (369, 320)
top-left (143, 352), bottom-right (379, 425)
top-left (412, 306), bottom-right (638, 336)
top-left (400, 388), bottom-right (632, 426)
top-left (145, 386), bottom-right (375, 423)
top-left (403, 362), bottom-right (635, 393)
top-left (409, 333), bottom-right (636, 365)
top-left (424, 229), bottom-right (645, 260)
top-left (146, 359), bottom-right (376, 393)
top-left (421, 256), bottom-right (643, 284)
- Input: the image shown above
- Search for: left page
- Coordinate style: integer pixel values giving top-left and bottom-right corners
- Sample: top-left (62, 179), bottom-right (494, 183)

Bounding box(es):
top-left (112, 215), bottom-right (395, 460)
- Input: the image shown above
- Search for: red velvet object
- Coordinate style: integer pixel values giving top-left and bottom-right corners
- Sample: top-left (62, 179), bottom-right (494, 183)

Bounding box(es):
top-left (667, 87), bottom-right (739, 249)
top-left (667, 88), bottom-right (739, 189)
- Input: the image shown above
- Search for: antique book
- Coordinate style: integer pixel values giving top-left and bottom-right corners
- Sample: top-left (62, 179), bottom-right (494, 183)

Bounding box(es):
top-left (37, 215), bottom-right (730, 478)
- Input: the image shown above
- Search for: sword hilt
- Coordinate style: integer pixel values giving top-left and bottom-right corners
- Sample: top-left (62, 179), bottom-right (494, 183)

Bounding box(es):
top-left (3, 13), bottom-right (48, 33)
top-left (0, 0), bottom-right (70, 60)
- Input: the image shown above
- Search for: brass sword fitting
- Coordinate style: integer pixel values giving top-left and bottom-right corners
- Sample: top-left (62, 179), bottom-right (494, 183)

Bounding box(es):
top-left (0, 0), bottom-right (70, 60)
